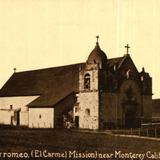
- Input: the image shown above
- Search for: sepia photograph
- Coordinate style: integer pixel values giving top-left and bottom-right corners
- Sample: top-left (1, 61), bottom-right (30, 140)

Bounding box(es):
top-left (0, 0), bottom-right (160, 159)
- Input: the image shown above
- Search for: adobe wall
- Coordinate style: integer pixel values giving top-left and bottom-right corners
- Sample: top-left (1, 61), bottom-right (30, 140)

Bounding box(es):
top-left (29, 108), bottom-right (54, 128)
top-left (20, 111), bottom-right (28, 126)
top-left (0, 110), bottom-right (13, 125)
top-left (0, 96), bottom-right (39, 126)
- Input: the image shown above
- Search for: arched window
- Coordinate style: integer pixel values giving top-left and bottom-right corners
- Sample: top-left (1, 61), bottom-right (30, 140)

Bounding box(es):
top-left (85, 108), bottom-right (90, 116)
top-left (84, 73), bottom-right (90, 89)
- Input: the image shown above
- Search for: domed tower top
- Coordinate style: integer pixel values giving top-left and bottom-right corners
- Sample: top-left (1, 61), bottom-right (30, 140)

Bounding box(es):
top-left (87, 36), bottom-right (107, 68)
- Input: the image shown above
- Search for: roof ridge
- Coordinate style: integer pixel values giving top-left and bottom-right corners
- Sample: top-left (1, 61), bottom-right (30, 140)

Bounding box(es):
top-left (14, 62), bottom-right (85, 74)
top-left (14, 56), bottom-right (125, 74)
top-left (117, 55), bottom-right (127, 69)
top-left (108, 56), bottom-right (124, 60)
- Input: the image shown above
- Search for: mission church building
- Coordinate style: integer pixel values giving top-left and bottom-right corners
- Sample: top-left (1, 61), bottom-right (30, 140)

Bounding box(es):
top-left (0, 37), bottom-right (152, 129)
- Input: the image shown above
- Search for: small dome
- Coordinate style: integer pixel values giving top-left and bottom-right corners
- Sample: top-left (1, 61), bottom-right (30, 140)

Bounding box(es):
top-left (87, 42), bottom-right (107, 67)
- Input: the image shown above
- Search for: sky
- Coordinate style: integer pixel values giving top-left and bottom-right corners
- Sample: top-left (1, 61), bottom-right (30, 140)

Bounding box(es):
top-left (0, 0), bottom-right (160, 98)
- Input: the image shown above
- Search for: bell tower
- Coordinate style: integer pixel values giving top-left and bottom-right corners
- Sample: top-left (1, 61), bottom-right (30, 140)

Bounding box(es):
top-left (73, 36), bottom-right (108, 129)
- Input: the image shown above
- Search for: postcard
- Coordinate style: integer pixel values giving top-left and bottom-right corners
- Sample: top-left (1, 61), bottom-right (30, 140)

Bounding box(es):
top-left (0, 0), bottom-right (160, 159)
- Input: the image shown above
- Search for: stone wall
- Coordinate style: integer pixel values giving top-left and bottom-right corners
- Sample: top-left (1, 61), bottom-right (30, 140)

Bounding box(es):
top-left (79, 69), bottom-right (98, 91)
top-left (76, 91), bottom-right (99, 129)
top-left (77, 65), bottom-right (99, 129)
top-left (100, 92), bottom-right (118, 128)
top-left (142, 95), bottom-right (152, 122)
top-left (100, 79), bottom-right (145, 128)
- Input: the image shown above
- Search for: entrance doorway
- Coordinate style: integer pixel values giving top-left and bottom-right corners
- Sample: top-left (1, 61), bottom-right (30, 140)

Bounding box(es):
top-left (14, 110), bottom-right (20, 126)
top-left (75, 116), bottom-right (79, 128)
top-left (125, 110), bottom-right (136, 128)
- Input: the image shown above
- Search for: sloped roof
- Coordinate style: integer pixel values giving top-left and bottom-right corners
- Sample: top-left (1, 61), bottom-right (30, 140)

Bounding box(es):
top-left (0, 55), bottom-right (130, 107)
top-left (108, 56), bottom-right (125, 68)
top-left (28, 92), bottom-right (75, 107)
top-left (0, 63), bottom-right (83, 97)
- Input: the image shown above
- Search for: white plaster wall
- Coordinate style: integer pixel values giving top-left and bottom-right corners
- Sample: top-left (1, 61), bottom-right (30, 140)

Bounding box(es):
top-left (29, 108), bottom-right (54, 128)
top-left (20, 111), bottom-right (28, 126)
top-left (0, 110), bottom-right (14, 125)
top-left (0, 96), bottom-right (39, 126)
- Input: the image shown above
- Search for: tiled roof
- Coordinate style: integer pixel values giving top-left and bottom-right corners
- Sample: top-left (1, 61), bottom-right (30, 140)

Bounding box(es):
top-left (108, 56), bottom-right (125, 68)
top-left (0, 63), bottom-right (84, 96)
top-left (0, 56), bottom-right (127, 106)
top-left (28, 92), bottom-right (75, 107)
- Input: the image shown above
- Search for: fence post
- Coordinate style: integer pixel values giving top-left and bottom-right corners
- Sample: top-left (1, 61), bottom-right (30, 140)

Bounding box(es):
top-left (139, 128), bottom-right (141, 137)
top-left (146, 128), bottom-right (149, 137)
top-left (155, 128), bottom-right (157, 137)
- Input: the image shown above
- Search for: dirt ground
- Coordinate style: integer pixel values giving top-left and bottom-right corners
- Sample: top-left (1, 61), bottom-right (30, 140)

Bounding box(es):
top-left (0, 127), bottom-right (160, 159)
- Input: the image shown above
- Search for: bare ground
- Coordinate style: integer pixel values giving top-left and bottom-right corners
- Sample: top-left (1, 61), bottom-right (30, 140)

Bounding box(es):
top-left (0, 127), bottom-right (160, 159)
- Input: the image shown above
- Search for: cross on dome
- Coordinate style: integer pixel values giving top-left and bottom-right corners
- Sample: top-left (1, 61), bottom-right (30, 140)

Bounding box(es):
top-left (96, 35), bottom-right (99, 45)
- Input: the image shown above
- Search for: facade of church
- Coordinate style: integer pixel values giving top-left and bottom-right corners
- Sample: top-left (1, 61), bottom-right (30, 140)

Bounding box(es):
top-left (0, 39), bottom-right (153, 129)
